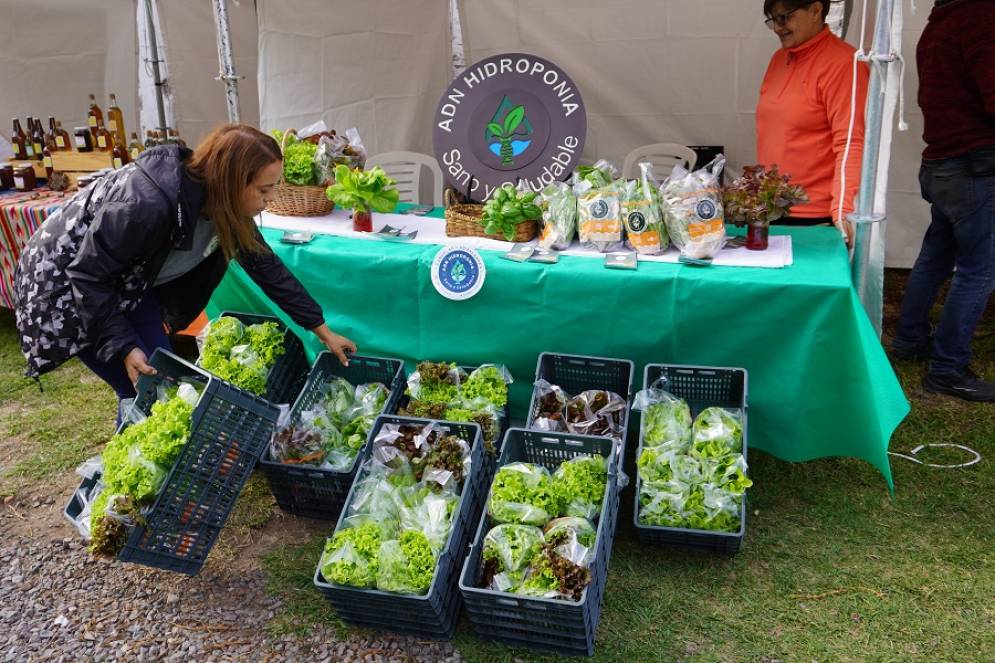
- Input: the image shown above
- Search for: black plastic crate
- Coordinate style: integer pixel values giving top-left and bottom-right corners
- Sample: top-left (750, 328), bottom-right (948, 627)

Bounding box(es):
top-left (633, 364), bottom-right (749, 554)
top-left (205, 311), bottom-right (311, 406)
top-left (313, 415), bottom-right (487, 639)
top-left (526, 352), bottom-right (634, 474)
top-left (64, 349), bottom-right (280, 575)
top-left (458, 428), bottom-right (620, 657)
top-left (258, 352), bottom-right (406, 520)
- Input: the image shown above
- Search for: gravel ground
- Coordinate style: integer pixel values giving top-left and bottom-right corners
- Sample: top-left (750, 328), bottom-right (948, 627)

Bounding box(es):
top-left (0, 534), bottom-right (464, 663)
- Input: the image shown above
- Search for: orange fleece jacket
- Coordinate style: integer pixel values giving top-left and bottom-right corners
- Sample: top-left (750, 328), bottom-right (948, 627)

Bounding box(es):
top-left (756, 26), bottom-right (869, 222)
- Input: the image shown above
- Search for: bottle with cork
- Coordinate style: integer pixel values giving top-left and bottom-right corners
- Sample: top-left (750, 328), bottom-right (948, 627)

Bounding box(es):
top-left (107, 93), bottom-right (126, 148)
top-left (87, 94), bottom-right (103, 139)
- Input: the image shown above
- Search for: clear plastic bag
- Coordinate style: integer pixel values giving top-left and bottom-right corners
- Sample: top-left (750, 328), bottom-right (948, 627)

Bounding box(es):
top-left (633, 383), bottom-right (693, 448)
top-left (406, 362), bottom-right (464, 404)
top-left (660, 155), bottom-right (726, 260)
top-left (565, 390), bottom-right (625, 439)
top-left (544, 516), bottom-right (596, 567)
top-left (482, 524), bottom-right (545, 591)
top-left (488, 462), bottom-right (556, 526)
top-left (623, 162), bottom-right (668, 255)
top-left (531, 379), bottom-right (567, 432)
top-left (538, 181), bottom-right (577, 250)
top-left (551, 455), bottom-right (607, 520)
top-left (691, 407), bottom-right (744, 458)
top-left (321, 377), bottom-right (356, 428)
top-left (462, 364), bottom-right (513, 409)
top-left (376, 531), bottom-right (437, 595)
top-left (574, 160), bottom-right (624, 253)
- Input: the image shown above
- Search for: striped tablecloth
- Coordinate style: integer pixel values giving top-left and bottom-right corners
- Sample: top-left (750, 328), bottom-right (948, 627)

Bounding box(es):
top-left (0, 188), bottom-right (69, 309)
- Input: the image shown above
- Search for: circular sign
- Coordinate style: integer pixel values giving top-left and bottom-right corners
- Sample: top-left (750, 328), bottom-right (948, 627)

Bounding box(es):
top-left (431, 246), bottom-right (486, 300)
top-left (433, 53), bottom-right (586, 202)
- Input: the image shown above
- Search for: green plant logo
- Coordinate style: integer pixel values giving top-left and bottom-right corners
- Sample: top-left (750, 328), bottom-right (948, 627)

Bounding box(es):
top-left (450, 261), bottom-right (467, 284)
top-left (486, 96), bottom-right (534, 166)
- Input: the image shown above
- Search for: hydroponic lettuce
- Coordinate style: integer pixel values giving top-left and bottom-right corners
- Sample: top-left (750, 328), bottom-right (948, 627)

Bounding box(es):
top-left (89, 388), bottom-right (197, 557)
top-left (376, 530), bottom-right (437, 595)
top-left (462, 365), bottom-right (510, 409)
top-left (550, 455), bottom-right (608, 520)
top-left (482, 524), bottom-right (544, 589)
top-left (198, 316), bottom-right (285, 395)
top-left (636, 393), bottom-right (751, 533)
top-left (271, 129), bottom-right (320, 186)
top-left (660, 155), bottom-right (727, 260)
top-left (319, 421), bottom-right (474, 596)
top-left (401, 360), bottom-right (512, 455)
top-left (488, 463), bottom-right (557, 526)
top-left (270, 379), bottom-right (389, 470)
top-left (622, 162), bottom-right (668, 255)
top-left (319, 520), bottom-right (383, 588)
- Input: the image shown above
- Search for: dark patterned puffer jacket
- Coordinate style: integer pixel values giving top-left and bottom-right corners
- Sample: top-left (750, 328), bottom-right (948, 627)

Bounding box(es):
top-left (14, 145), bottom-right (323, 378)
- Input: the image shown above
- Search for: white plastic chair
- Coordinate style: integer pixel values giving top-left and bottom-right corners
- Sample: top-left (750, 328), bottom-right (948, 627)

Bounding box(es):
top-left (622, 143), bottom-right (698, 180)
top-left (365, 151), bottom-right (444, 206)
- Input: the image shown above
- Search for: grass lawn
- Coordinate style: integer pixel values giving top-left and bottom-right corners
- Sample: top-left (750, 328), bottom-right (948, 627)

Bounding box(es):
top-left (1, 270), bottom-right (993, 662)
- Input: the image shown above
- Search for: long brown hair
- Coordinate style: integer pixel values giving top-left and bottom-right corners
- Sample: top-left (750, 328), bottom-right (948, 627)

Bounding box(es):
top-left (185, 123), bottom-right (282, 259)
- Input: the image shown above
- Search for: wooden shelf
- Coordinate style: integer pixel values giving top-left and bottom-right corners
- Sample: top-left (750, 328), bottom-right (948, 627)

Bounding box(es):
top-left (5, 160), bottom-right (46, 179)
top-left (51, 151), bottom-right (114, 171)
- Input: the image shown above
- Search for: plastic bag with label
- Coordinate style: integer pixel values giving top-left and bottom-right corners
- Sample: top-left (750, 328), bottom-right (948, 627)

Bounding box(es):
top-left (660, 155), bottom-right (726, 260)
top-left (623, 162), bottom-right (668, 255)
top-left (538, 181), bottom-right (577, 250)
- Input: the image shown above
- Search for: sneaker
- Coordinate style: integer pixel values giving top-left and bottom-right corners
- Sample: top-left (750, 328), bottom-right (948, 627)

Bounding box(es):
top-left (922, 368), bottom-right (995, 402)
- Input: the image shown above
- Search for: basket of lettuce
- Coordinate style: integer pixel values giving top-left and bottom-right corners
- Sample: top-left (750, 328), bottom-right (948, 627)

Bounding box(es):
top-left (63, 349), bottom-right (280, 575)
top-left (266, 128), bottom-right (334, 216)
top-left (196, 311), bottom-right (310, 407)
top-left (633, 364), bottom-right (751, 553)
top-left (313, 416), bottom-right (486, 639)
top-left (459, 428), bottom-right (619, 657)
top-left (258, 352), bottom-right (406, 520)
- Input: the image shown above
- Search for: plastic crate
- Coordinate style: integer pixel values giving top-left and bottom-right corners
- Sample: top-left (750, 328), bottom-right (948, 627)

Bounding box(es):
top-left (458, 428), bottom-right (620, 657)
top-left (258, 352), bottom-right (406, 520)
top-left (526, 352), bottom-right (634, 473)
top-left (313, 415), bottom-right (487, 639)
top-left (64, 349), bottom-right (280, 575)
top-left (633, 364), bottom-right (749, 554)
top-left (206, 311), bottom-right (311, 406)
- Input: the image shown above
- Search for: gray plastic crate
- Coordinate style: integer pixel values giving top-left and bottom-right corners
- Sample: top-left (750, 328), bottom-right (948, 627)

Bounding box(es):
top-left (458, 428), bottom-right (620, 657)
top-left (633, 364), bottom-right (749, 554)
top-left (312, 415), bottom-right (486, 639)
top-left (258, 352), bottom-right (406, 520)
top-left (64, 349), bottom-right (279, 575)
top-left (525, 353), bottom-right (634, 472)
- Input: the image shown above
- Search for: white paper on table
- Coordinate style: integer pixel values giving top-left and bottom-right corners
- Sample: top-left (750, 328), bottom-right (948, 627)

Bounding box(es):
top-left (257, 210), bottom-right (793, 269)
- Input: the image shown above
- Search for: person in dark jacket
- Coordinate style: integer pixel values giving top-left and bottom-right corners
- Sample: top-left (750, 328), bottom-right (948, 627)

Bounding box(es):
top-left (892, 0), bottom-right (995, 402)
top-left (13, 123), bottom-right (356, 415)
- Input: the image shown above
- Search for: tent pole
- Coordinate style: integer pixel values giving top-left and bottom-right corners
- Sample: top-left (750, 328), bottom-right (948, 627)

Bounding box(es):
top-left (212, 0), bottom-right (241, 123)
top-left (448, 0), bottom-right (466, 78)
top-left (851, 0), bottom-right (895, 335)
top-left (143, 0), bottom-right (168, 135)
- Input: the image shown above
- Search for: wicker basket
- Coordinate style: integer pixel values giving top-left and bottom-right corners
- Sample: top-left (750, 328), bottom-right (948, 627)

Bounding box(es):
top-left (266, 182), bottom-right (334, 217)
top-left (444, 189), bottom-right (538, 242)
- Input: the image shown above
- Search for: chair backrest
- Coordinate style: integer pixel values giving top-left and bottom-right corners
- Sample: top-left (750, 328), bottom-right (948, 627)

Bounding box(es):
top-left (621, 143), bottom-right (698, 180)
top-left (365, 151), bottom-right (444, 206)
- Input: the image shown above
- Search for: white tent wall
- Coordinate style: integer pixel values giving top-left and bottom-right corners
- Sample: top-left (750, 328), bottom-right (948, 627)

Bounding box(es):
top-left (0, 0), bottom-right (138, 145)
top-left (156, 0), bottom-right (260, 146)
top-left (256, 0), bottom-right (452, 159)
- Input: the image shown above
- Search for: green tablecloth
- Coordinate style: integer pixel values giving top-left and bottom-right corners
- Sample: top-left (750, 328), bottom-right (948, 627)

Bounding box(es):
top-left (208, 210), bottom-right (909, 488)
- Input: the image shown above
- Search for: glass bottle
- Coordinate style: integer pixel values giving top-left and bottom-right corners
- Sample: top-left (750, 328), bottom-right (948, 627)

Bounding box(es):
top-left (95, 120), bottom-right (114, 152)
top-left (87, 94), bottom-right (103, 139)
top-left (23, 117), bottom-right (36, 158)
top-left (46, 117), bottom-right (58, 150)
top-left (112, 141), bottom-right (129, 169)
top-left (107, 93), bottom-right (126, 147)
top-left (127, 132), bottom-right (143, 160)
top-left (42, 143), bottom-right (54, 178)
top-left (55, 121), bottom-right (72, 151)
top-left (11, 118), bottom-right (28, 160)
top-left (30, 119), bottom-right (45, 161)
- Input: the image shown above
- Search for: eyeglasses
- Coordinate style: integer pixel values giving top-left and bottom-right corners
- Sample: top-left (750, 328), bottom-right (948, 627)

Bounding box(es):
top-left (764, 8), bottom-right (800, 29)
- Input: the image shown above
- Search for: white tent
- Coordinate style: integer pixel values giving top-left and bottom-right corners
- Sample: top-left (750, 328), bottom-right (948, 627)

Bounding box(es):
top-left (2, 0), bottom-right (931, 273)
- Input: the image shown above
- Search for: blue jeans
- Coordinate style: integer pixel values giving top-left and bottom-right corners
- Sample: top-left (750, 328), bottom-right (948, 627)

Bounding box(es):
top-left (895, 153), bottom-right (995, 375)
top-left (76, 294), bottom-right (172, 426)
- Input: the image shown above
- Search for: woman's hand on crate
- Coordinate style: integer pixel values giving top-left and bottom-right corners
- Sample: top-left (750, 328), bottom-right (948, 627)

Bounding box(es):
top-left (312, 324), bottom-right (357, 366)
top-left (124, 347), bottom-right (157, 386)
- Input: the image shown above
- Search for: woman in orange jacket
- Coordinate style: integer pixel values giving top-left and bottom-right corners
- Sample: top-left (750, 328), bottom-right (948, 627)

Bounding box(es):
top-left (756, 0), bottom-right (869, 245)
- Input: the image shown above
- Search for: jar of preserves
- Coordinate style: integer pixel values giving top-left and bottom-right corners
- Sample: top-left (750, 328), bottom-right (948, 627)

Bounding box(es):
top-left (73, 127), bottom-right (94, 152)
top-left (13, 164), bottom-right (38, 192)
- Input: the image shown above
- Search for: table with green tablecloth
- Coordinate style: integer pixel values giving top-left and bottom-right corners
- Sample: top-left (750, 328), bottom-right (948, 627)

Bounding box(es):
top-left (207, 207), bottom-right (909, 488)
